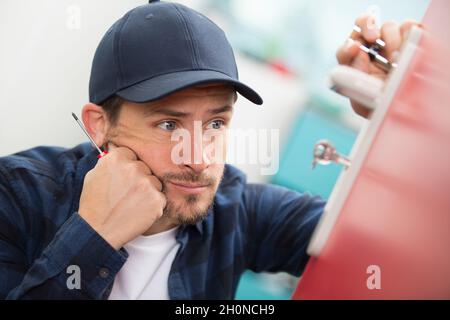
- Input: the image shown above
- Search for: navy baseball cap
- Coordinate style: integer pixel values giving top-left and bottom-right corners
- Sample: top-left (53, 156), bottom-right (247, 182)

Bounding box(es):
top-left (89, 0), bottom-right (263, 105)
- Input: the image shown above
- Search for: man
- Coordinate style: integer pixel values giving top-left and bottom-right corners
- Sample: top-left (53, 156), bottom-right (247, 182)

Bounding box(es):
top-left (0, 1), bottom-right (418, 299)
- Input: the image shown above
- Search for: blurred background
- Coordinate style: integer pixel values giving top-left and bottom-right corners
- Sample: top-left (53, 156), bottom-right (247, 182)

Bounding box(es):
top-left (0, 0), bottom-right (429, 299)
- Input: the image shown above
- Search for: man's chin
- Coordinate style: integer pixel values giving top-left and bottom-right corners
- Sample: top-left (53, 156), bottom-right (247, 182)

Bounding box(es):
top-left (163, 196), bottom-right (214, 225)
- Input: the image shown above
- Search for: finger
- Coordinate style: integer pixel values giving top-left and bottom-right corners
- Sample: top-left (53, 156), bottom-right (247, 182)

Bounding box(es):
top-left (111, 146), bottom-right (138, 161)
top-left (159, 192), bottom-right (167, 209)
top-left (148, 175), bottom-right (163, 192)
top-left (351, 101), bottom-right (373, 119)
top-left (400, 20), bottom-right (421, 42)
top-left (380, 21), bottom-right (402, 60)
top-left (336, 39), bottom-right (362, 65)
top-left (135, 160), bottom-right (152, 175)
top-left (355, 14), bottom-right (380, 43)
top-left (351, 50), bottom-right (371, 73)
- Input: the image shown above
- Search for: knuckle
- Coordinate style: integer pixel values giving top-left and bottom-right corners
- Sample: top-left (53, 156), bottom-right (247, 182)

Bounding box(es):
top-left (155, 179), bottom-right (163, 191)
top-left (156, 188), bottom-right (166, 201)
top-left (106, 153), bottom-right (119, 166)
top-left (382, 20), bottom-right (397, 28)
top-left (109, 149), bottom-right (120, 159)
top-left (336, 49), bottom-right (345, 62)
top-left (156, 207), bottom-right (164, 218)
top-left (355, 14), bottom-right (370, 27)
top-left (135, 177), bottom-right (150, 193)
top-left (130, 163), bottom-right (140, 175)
top-left (137, 161), bottom-right (150, 174)
top-left (381, 22), bottom-right (399, 37)
top-left (149, 175), bottom-right (160, 188)
top-left (124, 163), bottom-right (139, 176)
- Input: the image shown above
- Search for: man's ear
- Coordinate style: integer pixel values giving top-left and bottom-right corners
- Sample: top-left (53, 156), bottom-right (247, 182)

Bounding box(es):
top-left (81, 103), bottom-right (109, 147)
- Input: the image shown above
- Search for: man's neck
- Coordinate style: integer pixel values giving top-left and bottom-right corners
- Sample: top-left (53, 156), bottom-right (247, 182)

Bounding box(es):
top-left (143, 217), bottom-right (178, 236)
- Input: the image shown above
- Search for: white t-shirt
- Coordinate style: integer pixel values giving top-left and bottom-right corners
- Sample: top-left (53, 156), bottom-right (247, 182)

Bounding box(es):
top-left (108, 227), bottom-right (180, 300)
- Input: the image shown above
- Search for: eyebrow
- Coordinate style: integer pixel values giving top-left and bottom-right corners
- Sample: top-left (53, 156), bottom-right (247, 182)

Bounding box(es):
top-left (144, 105), bottom-right (233, 118)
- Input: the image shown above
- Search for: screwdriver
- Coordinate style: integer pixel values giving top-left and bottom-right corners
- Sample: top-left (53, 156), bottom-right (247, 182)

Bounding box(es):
top-left (71, 112), bottom-right (108, 158)
top-left (351, 24), bottom-right (398, 71)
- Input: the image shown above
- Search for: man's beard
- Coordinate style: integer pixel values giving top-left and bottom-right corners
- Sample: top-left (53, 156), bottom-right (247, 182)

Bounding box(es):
top-left (162, 191), bottom-right (215, 225)
top-left (158, 168), bottom-right (224, 225)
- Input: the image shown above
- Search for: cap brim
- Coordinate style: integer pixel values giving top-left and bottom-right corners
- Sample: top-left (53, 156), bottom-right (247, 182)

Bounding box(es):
top-left (116, 70), bottom-right (263, 105)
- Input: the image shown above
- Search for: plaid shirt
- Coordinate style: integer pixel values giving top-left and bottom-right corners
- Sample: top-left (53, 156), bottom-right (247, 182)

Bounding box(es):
top-left (0, 143), bottom-right (325, 299)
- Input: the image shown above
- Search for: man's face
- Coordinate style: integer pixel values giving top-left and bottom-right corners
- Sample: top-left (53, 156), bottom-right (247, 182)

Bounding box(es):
top-left (104, 84), bottom-right (235, 226)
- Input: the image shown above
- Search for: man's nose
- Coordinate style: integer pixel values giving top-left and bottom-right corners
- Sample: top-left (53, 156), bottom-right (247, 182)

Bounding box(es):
top-left (183, 135), bottom-right (211, 174)
top-left (184, 161), bottom-right (209, 174)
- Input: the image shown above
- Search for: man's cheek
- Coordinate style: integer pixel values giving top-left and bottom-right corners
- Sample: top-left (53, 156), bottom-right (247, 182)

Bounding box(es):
top-left (203, 132), bottom-right (227, 165)
top-left (209, 165), bottom-right (225, 188)
top-left (140, 148), bottom-right (174, 168)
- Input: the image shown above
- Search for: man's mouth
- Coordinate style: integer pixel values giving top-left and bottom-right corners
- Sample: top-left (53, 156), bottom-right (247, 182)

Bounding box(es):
top-left (168, 181), bottom-right (210, 194)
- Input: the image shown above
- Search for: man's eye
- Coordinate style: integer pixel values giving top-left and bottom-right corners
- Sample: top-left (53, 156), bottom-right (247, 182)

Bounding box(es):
top-left (207, 119), bottom-right (225, 130)
top-left (157, 121), bottom-right (177, 131)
